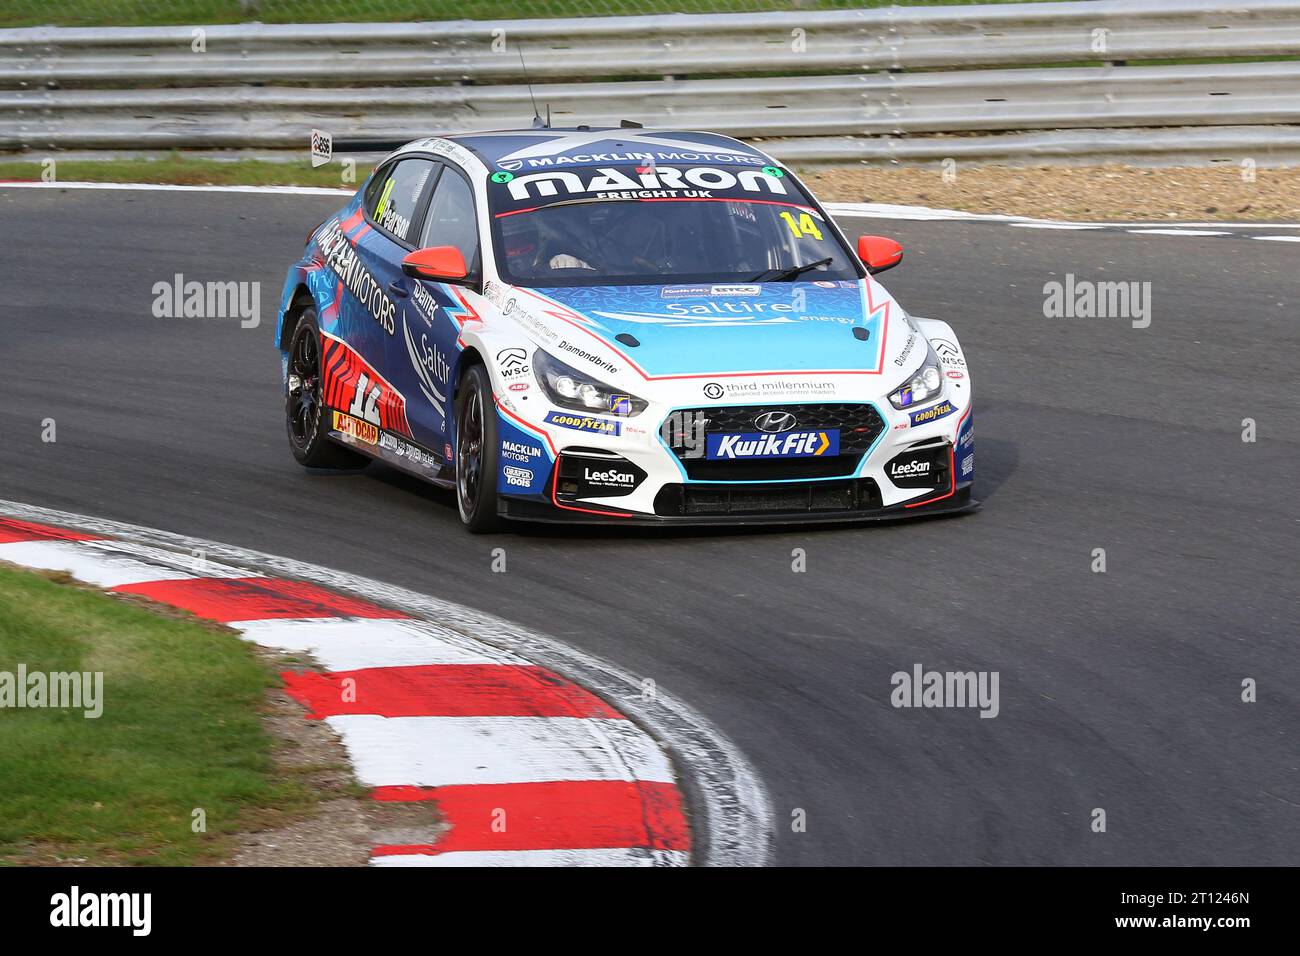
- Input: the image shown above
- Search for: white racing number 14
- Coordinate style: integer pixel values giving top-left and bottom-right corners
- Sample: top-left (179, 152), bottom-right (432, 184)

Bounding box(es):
top-left (349, 374), bottom-right (382, 425)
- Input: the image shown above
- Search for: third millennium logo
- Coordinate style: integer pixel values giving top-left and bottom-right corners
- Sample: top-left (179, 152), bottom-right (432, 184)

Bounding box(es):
top-left (1042, 273), bottom-right (1152, 329)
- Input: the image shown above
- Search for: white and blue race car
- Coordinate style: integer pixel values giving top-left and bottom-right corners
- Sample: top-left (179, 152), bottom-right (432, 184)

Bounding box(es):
top-left (275, 127), bottom-right (975, 531)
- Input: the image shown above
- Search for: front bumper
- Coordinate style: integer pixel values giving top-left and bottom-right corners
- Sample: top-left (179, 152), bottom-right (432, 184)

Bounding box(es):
top-left (502, 481), bottom-right (976, 526)
top-left (494, 395), bottom-right (975, 527)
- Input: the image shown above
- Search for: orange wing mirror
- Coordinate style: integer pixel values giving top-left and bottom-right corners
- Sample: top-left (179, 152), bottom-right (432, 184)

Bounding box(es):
top-left (857, 235), bottom-right (904, 274)
top-left (402, 245), bottom-right (469, 282)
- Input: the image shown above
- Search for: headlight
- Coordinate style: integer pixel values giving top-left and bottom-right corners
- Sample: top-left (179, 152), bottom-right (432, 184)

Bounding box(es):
top-left (533, 349), bottom-right (648, 417)
top-left (888, 343), bottom-right (943, 409)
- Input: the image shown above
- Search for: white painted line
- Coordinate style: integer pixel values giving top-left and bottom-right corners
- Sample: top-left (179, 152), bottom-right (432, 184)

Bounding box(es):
top-left (1126, 228), bottom-right (1231, 237)
top-left (825, 201), bottom-right (1300, 233)
top-left (326, 715), bottom-right (676, 788)
top-left (0, 539), bottom-right (195, 588)
top-left (0, 497), bottom-right (774, 867)
top-left (1252, 235), bottom-right (1300, 242)
top-left (0, 180), bottom-right (352, 196)
top-left (370, 848), bottom-right (690, 867)
top-left (233, 618), bottom-right (529, 670)
top-left (1009, 223), bottom-right (1104, 231)
top-left (1131, 221), bottom-right (1300, 230)
top-left (824, 201), bottom-right (1019, 223)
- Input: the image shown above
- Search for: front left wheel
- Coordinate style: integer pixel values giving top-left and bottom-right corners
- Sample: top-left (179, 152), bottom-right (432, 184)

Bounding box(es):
top-left (285, 307), bottom-right (368, 469)
top-left (455, 363), bottom-right (503, 533)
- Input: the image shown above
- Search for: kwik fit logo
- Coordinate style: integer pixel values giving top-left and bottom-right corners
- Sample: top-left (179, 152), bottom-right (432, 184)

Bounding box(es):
top-left (707, 430), bottom-right (838, 460)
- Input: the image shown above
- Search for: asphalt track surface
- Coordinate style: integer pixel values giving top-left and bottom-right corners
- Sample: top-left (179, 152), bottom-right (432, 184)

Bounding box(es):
top-left (2, 185), bottom-right (1296, 866)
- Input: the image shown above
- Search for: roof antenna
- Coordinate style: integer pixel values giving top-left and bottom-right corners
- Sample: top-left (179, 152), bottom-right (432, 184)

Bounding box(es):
top-left (517, 44), bottom-right (549, 129)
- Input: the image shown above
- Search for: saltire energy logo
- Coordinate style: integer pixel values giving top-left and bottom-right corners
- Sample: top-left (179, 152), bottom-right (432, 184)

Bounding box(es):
top-left (320, 330), bottom-right (413, 437)
top-left (401, 307), bottom-right (449, 422)
top-left (706, 430), bottom-right (839, 460)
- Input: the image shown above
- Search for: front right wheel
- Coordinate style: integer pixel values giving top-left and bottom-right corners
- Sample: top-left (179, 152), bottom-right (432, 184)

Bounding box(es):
top-left (455, 363), bottom-right (503, 533)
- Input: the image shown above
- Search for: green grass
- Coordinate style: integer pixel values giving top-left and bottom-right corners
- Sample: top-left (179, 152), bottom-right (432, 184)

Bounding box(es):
top-left (0, 0), bottom-right (1052, 29)
top-left (0, 154), bottom-right (371, 189)
top-left (0, 564), bottom-right (315, 865)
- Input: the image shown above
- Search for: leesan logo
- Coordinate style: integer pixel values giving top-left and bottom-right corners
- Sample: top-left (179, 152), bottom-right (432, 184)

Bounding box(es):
top-left (318, 221), bottom-right (396, 335)
top-left (584, 466), bottom-right (635, 486)
top-left (505, 166), bottom-right (788, 201)
top-left (890, 459), bottom-right (931, 478)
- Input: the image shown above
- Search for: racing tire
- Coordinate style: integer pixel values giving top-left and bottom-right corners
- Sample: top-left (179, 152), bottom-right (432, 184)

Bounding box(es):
top-left (455, 363), bottom-right (503, 533)
top-left (284, 307), bottom-right (369, 470)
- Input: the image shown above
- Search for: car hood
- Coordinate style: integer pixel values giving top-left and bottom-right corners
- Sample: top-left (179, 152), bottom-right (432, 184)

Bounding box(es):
top-left (532, 280), bottom-right (898, 378)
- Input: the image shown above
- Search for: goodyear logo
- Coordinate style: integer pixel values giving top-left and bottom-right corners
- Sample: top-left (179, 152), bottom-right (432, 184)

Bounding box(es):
top-left (544, 411), bottom-right (621, 436)
top-left (333, 410), bottom-right (379, 445)
top-left (909, 401), bottom-right (957, 427)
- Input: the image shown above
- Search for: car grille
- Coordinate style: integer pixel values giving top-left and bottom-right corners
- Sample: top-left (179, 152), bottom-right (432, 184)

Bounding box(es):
top-left (663, 403), bottom-right (886, 481)
top-left (654, 479), bottom-right (883, 517)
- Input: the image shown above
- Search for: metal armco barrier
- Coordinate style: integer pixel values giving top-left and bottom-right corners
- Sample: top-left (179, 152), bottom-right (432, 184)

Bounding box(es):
top-left (2, 0), bottom-right (1299, 163)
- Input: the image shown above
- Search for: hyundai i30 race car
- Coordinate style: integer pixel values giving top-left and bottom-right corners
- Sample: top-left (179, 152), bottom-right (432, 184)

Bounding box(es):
top-left (275, 127), bottom-right (975, 531)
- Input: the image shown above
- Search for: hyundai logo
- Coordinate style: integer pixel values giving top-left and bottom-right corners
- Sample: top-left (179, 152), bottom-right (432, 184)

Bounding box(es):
top-left (754, 410), bottom-right (797, 433)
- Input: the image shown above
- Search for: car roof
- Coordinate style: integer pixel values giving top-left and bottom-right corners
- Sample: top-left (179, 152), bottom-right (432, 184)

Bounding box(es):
top-left (436, 127), bottom-right (776, 170)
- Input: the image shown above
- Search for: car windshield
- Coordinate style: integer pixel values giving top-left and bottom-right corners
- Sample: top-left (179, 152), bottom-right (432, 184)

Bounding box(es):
top-left (486, 164), bottom-right (862, 287)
